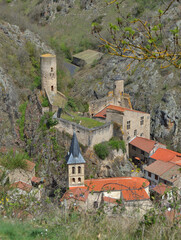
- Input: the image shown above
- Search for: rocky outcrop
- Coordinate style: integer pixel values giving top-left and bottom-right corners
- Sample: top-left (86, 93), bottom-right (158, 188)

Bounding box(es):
top-left (0, 68), bottom-right (19, 147)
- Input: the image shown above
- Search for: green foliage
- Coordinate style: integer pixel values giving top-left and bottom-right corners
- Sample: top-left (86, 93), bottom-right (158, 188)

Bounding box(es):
top-left (94, 143), bottom-right (109, 160)
top-left (41, 96), bottom-right (49, 107)
top-left (65, 97), bottom-right (78, 112)
top-left (17, 101), bottom-right (28, 141)
top-left (108, 138), bottom-right (126, 153)
top-left (94, 138), bottom-right (126, 159)
top-left (39, 112), bottom-right (58, 131)
top-left (0, 150), bottom-right (29, 170)
top-left (49, 37), bottom-right (72, 60)
top-left (32, 76), bottom-right (41, 90)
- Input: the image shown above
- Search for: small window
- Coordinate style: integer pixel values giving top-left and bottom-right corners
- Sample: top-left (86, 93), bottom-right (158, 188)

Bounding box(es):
top-left (127, 121), bottom-right (131, 130)
top-left (78, 166), bottom-right (81, 174)
top-left (140, 133), bottom-right (143, 137)
top-left (72, 178), bottom-right (75, 184)
top-left (164, 180), bottom-right (167, 184)
top-left (51, 67), bottom-right (53, 72)
top-left (141, 150), bottom-right (144, 155)
top-left (134, 129), bottom-right (137, 136)
top-left (93, 201), bottom-right (98, 209)
top-left (148, 172), bottom-right (151, 178)
top-left (132, 146), bottom-right (136, 151)
top-left (155, 175), bottom-right (158, 180)
top-left (78, 177), bottom-right (81, 183)
top-left (140, 116), bottom-right (144, 125)
top-left (51, 86), bottom-right (54, 91)
top-left (127, 136), bottom-right (130, 141)
top-left (72, 167), bottom-right (75, 174)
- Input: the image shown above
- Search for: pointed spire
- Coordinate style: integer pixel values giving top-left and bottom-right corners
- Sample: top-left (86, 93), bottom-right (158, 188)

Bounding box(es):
top-left (66, 132), bottom-right (86, 165)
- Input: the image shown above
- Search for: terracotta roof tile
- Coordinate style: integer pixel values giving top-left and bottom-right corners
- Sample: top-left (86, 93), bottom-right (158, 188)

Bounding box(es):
top-left (160, 165), bottom-right (181, 183)
top-left (84, 177), bottom-right (149, 193)
top-left (11, 181), bottom-right (32, 192)
top-left (151, 148), bottom-right (181, 164)
top-left (61, 187), bottom-right (89, 202)
top-left (130, 137), bottom-right (157, 153)
top-left (144, 160), bottom-right (175, 176)
top-left (152, 183), bottom-right (171, 195)
top-left (25, 160), bottom-right (35, 172)
top-left (93, 105), bottom-right (149, 119)
top-left (122, 188), bottom-right (149, 201)
top-left (103, 196), bottom-right (118, 204)
top-left (31, 176), bottom-right (41, 183)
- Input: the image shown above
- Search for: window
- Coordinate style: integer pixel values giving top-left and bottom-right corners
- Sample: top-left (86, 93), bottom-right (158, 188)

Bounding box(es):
top-left (155, 175), bottom-right (158, 180)
top-left (132, 146), bottom-right (136, 151)
top-left (141, 150), bottom-right (144, 155)
top-left (78, 177), bottom-right (81, 183)
top-left (127, 136), bottom-right (130, 141)
top-left (127, 121), bottom-right (131, 130)
top-left (78, 166), bottom-right (81, 174)
top-left (72, 178), bottom-right (75, 184)
top-left (93, 201), bottom-right (98, 209)
top-left (51, 85), bottom-right (54, 91)
top-left (148, 172), bottom-right (151, 178)
top-left (51, 67), bottom-right (53, 72)
top-left (140, 133), bottom-right (143, 137)
top-left (134, 129), bottom-right (137, 136)
top-left (140, 116), bottom-right (144, 125)
top-left (72, 167), bottom-right (75, 174)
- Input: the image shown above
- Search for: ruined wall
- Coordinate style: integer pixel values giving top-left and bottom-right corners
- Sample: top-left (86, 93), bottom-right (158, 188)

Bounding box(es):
top-left (55, 118), bottom-right (113, 147)
top-left (89, 95), bottom-right (131, 116)
top-left (8, 168), bottom-right (35, 184)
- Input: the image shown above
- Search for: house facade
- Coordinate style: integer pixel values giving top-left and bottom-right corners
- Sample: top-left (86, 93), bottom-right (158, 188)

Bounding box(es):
top-left (129, 136), bottom-right (166, 167)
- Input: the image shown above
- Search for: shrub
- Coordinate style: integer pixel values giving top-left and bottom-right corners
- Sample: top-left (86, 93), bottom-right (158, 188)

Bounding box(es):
top-left (41, 96), bottom-right (49, 107)
top-left (94, 143), bottom-right (109, 160)
top-left (0, 150), bottom-right (29, 170)
top-left (39, 112), bottom-right (58, 130)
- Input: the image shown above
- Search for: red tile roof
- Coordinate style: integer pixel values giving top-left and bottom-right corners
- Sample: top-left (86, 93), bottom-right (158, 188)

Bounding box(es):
top-left (122, 188), bottom-right (149, 201)
top-left (144, 160), bottom-right (175, 176)
top-left (31, 176), bottom-right (41, 183)
top-left (93, 105), bottom-right (149, 119)
top-left (152, 183), bottom-right (171, 195)
top-left (151, 148), bottom-right (181, 166)
top-left (130, 137), bottom-right (157, 153)
top-left (103, 196), bottom-right (119, 204)
top-left (11, 181), bottom-right (32, 192)
top-left (61, 187), bottom-right (89, 202)
top-left (26, 160), bottom-right (35, 172)
top-left (62, 177), bottom-right (150, 202)
top-left (84, 177), bottom-right (149, 192)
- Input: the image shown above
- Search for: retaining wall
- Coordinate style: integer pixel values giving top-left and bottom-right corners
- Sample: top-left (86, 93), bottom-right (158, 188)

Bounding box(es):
top-left (55, 118), bottom-right (113, 147)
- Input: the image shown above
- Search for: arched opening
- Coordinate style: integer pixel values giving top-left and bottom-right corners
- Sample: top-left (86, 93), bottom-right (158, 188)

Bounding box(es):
top-left (51, 86), bottom-right (54, 91)
top-left (51, 67), bottom-right (53, 72)
top-left (72, 178), bottom-right (75, 184)
top-left (72, 167), bottom-right (75, 174)
top-left (78, 177), bottom-right (81, 183)
top-left (78, 166), bottom-right (81, 174)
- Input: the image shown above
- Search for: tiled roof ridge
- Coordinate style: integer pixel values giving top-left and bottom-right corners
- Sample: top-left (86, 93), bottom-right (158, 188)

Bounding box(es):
top-left (107, 105), bottom-right (149, 114)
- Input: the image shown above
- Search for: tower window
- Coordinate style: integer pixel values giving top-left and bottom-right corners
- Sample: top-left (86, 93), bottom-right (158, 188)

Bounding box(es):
top-left (51, 86), bottom-right (54, 91)
top-left (51, 67), bottom-right (53, 72)
top-left (78, 166), bottom-right (81, 174)
top-left (72, 178), bottom-right (75, 184)
top-left (72, 167), bottom-right (75, 174)
top-left (78, 177), bottom-right (81, 183)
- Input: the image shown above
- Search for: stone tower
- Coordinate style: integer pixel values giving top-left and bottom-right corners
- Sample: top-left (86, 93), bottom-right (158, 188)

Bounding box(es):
top-left (66, 132), bottom-right (86, 188)
top-left (40, 54), bottom-right (57, 94)
top-left (113, 77), bottom-right (124, 97)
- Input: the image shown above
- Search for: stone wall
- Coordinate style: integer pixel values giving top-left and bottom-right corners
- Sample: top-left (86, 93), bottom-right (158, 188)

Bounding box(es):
top-left (8, 168), bottom-right (35, 185)
top-left (89, 95), bottom-right (131, 116)
top-left (55, 118), bottom-right (113, 147)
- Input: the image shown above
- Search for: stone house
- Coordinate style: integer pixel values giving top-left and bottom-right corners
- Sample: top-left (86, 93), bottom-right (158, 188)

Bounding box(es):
top-left (60, 132), bottom-right (151, 211)
top-left (89, 78), bottom-right (132, 116)
top-left (93, 105), bottom-right (150, 152)
top-left (129, 136), bottom-right (166, 167)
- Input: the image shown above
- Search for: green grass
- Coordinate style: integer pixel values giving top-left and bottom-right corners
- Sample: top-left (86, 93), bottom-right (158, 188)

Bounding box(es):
top-left (0, 150), bottom-right (29, 170)
top-left (61, 113), bottom-right (104, 128)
